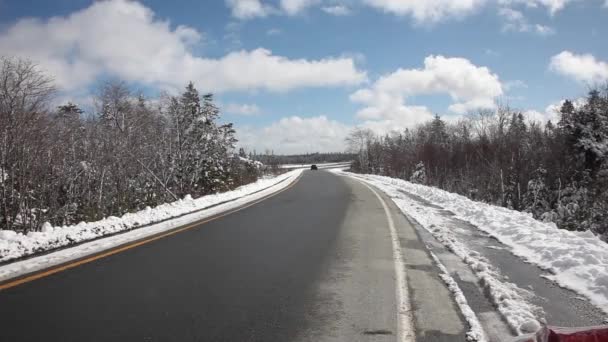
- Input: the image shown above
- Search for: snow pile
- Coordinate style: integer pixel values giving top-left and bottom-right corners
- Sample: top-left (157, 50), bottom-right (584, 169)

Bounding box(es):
top-left (342, 171), bottom-right (608, 323)
top-left (430, 251), bottom-right (488, 342)
top-left (390, 185), bottom-right (542, 333)
top-left (0, 170), bottom-right (302, 264)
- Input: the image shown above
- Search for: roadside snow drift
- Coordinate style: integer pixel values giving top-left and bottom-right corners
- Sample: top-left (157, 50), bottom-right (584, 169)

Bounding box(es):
top-left (341, 172), bottom-right (608, 322)
top-left (0, 170), bottom-right (302, 271)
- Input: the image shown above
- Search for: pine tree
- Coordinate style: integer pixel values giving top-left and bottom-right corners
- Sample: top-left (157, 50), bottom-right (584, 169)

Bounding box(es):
top-left (410, 162), bottom-right (427, 184)
top-left (430, 114), bottom-right (448, 146)
top-left (523, 166), bottom-right (549, 217)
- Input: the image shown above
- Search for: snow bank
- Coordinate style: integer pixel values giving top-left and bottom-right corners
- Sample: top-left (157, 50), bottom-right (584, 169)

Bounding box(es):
top-left (341, 171), bottom-right (608, 321)
top-left (430, 251), bottom-right (488, 342)
top-left (0, 170), bottom-right (302, 266)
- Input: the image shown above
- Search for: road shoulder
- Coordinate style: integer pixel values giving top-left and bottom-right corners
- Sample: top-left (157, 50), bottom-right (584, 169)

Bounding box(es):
top-left (312, 173), bottom-right (469, 341)
top-left (369, 179), bottom-right (469, 341)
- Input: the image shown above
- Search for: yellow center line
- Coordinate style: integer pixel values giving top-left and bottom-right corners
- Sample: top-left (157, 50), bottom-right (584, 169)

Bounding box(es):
top-left (0, 173), bottom-right (302, 291)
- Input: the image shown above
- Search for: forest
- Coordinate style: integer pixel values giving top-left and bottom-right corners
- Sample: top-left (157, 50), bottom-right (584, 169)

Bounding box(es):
top-left (3, 53), bottom-right (608, 238)
top-left (347, 87), bottom-right (608, 238)
top-left (251, 152), bottom-right (355, 166)
top-left (0, 57), bottom-right (261, 233)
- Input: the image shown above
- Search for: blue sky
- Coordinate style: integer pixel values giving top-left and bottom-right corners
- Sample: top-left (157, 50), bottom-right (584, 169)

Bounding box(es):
top-left (0, 0), bottom-right (607, 153)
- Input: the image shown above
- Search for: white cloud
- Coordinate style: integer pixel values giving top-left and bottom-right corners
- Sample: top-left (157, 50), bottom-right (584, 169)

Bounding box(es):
top-left (322, 5), bottom-right (352, 15)
top-left (280, 0), bottom-right (321, 15)
top-left (0, 0), bottom-right (366, 93)
top-left (534, 24), bottom-right (555, 35)
top-left (524, 98), bottom-right (587, 124)
top-left (197, 49), bottom-right (366, 92)
top-left (498, 0), bottom-right (577, 15)
top-left (359, 105), bottom-right (436, 134)
top-left (227, 0), bottom-right (588, 23)
top-left (237, 115), bottom-right (350, 154)
top-left (351, 55), bottom-right (503, 132)
top-left (224, 103), bottom-right (261, 115)
top-left (362, 0), bottom-right (487, 24)
top-left (498, 6), bottom-right (525, 23)
top-left (550, 51), bottom-right (608, 83)
top-left (523, 109), bottom-right (557, 123)
top-left (498, 7), bottom-right (528, 32)
top-left (226, 0), bottom-right (272, 19)
top-left (498, 7), bottom-right (555, 35)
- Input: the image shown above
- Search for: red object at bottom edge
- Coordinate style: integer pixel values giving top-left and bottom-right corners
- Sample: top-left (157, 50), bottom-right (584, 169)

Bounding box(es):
top-left (516, 326), bottom-right (608, 342)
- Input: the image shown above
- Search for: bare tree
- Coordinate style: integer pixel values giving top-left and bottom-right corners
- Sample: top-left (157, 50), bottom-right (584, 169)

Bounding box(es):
top-left (349, 88), bottom-right (608, 239)
top-left (0, 58), bottom-right (257, 233)
top-left (0, 57), bottom-right (55, 231)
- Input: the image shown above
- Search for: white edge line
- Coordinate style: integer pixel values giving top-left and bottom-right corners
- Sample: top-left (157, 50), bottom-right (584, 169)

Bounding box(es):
top-left (356, 179), bottom-right (415, 341)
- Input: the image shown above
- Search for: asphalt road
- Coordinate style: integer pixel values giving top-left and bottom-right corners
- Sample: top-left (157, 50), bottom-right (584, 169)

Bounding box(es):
top-left (0, 171), bottom-right (467, 342)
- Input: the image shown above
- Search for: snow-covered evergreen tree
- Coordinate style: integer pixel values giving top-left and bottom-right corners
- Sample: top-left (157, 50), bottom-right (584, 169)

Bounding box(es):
top-left (523, 167), bottom-right (549, 218)
top-left (410, 162), bottom-right (427, 184)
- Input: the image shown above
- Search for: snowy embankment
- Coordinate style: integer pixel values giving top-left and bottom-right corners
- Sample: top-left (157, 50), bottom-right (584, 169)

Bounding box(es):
top-left (0, 170), bottom-right (302, 281)
top-left (430, 251), bottom-right (488, 342)
top-left (338, 171), bottom-right (608, 333)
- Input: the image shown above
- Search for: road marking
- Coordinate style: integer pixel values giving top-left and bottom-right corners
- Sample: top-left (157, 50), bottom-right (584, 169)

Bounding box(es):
top-left (358, 181), bottom-right (415, 342)
top-left (0, 172), bottom-right (303, 291)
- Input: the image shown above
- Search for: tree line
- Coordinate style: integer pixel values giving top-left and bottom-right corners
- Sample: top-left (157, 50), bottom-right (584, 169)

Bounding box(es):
top-left (347, 86), bottom-right (608, 238)
top-left (251, 152), bottom-right (355, 166)
top-left (0, 57), bottom-right (261, 233)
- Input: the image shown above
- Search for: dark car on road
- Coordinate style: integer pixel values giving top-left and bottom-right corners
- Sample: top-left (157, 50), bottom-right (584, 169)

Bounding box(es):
top-left (311, 164), bottom-right (318, 170)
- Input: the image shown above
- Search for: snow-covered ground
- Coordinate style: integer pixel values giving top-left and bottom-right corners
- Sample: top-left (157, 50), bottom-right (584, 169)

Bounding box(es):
top-left (430, 251), bottom-right (488, 342)
top-left (334, 170), bottom-right (608, 336)
top-left (0, 170), bottom-right (302, 281)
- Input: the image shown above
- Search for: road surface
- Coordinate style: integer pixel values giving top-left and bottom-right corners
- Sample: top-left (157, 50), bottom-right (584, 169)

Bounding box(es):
top-left (0, 171), bottom-right (470, 341)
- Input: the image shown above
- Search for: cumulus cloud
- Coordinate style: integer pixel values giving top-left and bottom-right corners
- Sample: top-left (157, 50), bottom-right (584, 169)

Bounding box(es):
top-left (524, 98), bottom-right (586, 123)
top-left (280, 0), bottom-right (321, 15)
top-left (322, 5), bottom-right (352, 15)
top-left (191, 49), bottom-right (367, 92)
top-left (226, 0), bottom-right (272, 19)
top-left (224, 103), bottom-right (261, 115)
top-left (237, 115), bottom-right (351, 154)
top-left (362, 0), bottom-right (487, 24)
top-left (550, 51), bottom-right (608, 83)
top-left (0, 0), bottom-right (366, 93)
top-left (351, 55), bottom-right (503, 133)
top-left (523, 109), bottom-right (558, 124)
top-left (498, 7), bottom-right (555, 36)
